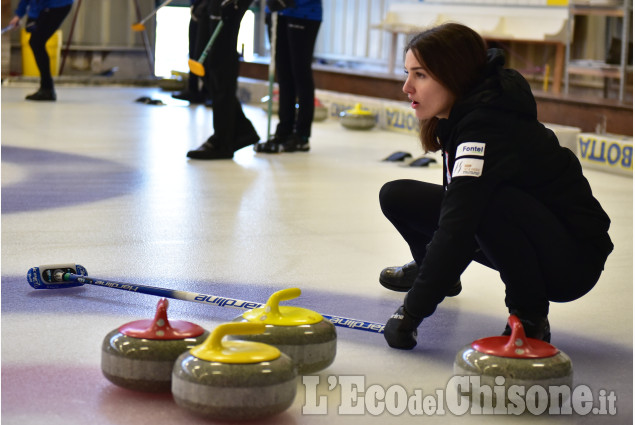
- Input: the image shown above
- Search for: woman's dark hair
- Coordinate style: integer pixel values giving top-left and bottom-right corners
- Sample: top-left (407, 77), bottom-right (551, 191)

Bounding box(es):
top-left (405, 23), bottom-right (488, 152)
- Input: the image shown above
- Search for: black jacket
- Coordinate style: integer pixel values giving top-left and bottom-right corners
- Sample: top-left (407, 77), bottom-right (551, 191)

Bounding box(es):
top-left (404, 49), bottom-right (613, 319)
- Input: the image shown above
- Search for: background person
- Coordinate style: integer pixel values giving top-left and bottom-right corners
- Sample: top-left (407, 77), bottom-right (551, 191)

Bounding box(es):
top-left (171, 0), bottom-right (208, 105)
top-left (254, 0), bottom-right (322, 153)
top-left (10, 0), bottom-right (74, 101)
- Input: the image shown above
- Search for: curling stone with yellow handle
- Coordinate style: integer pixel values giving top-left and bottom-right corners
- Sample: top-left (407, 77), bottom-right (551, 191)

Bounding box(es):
top-left (339, 103), bottom-right (376, 130)
top-left (172, 322), bottom-right (297, 421)
top-left (453, 315), bottom-right (573, 412)
top-left (101, 298), bottom-right (208, 392)
top-left (231, 288), bottom-right (336, 373)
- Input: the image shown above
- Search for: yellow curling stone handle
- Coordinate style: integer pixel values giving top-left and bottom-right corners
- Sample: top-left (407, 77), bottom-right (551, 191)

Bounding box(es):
top-left (190, 322), bottom-right (281, 364)
top-left (346, 103), bottom-right (373, 116)
top-left (241, 288), bottom-right (323, 326)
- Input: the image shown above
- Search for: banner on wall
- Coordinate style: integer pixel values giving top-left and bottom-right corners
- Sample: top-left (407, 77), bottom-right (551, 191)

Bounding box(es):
top-left (578, 133), bottom-right (633, 175)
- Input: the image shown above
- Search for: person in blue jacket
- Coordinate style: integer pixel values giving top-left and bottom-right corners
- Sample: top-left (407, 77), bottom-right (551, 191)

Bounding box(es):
top-left (380, 23), bottom-right (613, 349)
top-left (254, 0), bottom-right (322, 153)
top-left (10, 0), bottom-right (74, 101)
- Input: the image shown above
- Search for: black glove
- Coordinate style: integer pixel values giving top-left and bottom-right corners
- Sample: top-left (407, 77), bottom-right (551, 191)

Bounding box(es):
top-left (220, 0), bottom-right (238, 19)
top-left (267, 0), bottom-right (295, 12)
top-left (191, 0), bottom-right (208, 21)
top-left (384, 305), bottom-right (422, 350)
top-left (202, 0), bottom-right (222, 21)
top-left (220, 0), bottom-right (251, 20)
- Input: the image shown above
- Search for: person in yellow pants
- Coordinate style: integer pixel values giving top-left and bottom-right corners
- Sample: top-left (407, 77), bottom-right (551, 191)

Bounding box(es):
top-left (10, 0), bottom-right (74, 101)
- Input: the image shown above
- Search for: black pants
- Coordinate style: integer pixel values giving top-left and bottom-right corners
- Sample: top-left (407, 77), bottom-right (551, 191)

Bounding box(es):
top-left (379, 179), bottom-right (605, 317)
top-left (28, 5), bottom-right (72, 90)
top-left (187, 18), bottom-right (202, 94)
top-left (268, 15), bottom-right (321, 139)
top-left (196, 8), bottom-right (258, 152)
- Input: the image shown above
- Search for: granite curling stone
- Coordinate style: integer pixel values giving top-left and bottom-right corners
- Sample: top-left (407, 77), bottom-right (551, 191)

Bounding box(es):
top-left (101, 298), bottom-right (208, 392)
top-left (313, 98), bottom-right (328, 122)
top-left (231, 288), bottom-right (337, 374)
top-left (453, 315), bottom-right (573, 411)
top-left (172, 322), bottom-right (297, 421)
top-left (339, 103), bottom-right (376, 130)
top-left (260, 90), bottom-right (279, 115)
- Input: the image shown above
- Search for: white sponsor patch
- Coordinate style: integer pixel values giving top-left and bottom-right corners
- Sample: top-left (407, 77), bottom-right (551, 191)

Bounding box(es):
top-left (456, 142), bottom-right (485, 158)
top-left (452, 158), bottom-right (484, 178)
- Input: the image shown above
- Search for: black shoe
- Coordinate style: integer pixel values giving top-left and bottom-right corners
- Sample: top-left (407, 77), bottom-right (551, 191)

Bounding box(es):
top-left (171, 90), bottom-right (206, 104)
top-left (502, 312), bottom-right (551, 342)
top-left (254, 135), bottom-right (288, 153)
top-left (195, 130), bottom-right (258, 152)
top-left (379, 261), bottom-right (418, 292)
top-left (379, 260), bottom-right (462, 296)
top-left (26, 88), bottom-right (56, 101)
top-left (282, 134), bottom-right (310, 152)
top-left (187, 141), bottom-right (233, 160)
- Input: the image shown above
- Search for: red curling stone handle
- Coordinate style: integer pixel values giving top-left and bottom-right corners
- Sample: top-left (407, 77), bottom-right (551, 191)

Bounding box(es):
top-left (119, 298), bottom-right (205, 340)
top-left (470, 315), bottom-right (559, 358)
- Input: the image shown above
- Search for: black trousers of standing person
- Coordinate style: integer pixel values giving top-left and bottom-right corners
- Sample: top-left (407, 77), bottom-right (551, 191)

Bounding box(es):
top-left (269, 14), bottom-right (321, 139)
top-left (379, 179), bottom-right (606, 318)
top-left (27, 5), bottom-right (72, 91)
top-left (197, 6), bottom-right (258, 154)
top-left (187, 18), bottom-right (201, 94)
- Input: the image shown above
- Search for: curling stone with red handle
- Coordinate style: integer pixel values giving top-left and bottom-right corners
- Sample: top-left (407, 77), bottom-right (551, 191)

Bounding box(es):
top-left (231, 288), bottom-right (337, 374)
top-left (260, 90), bottom-right (279, 115)
top-left (101, 298), bottom-right (208, 392)
top-left (172, 322), bottom-right (297, 421)
top-left (313, 98), bottom-right (328, 122)
top-left (339, 103), bottom-right (376, 130)
top-left (453, 315), bottom-right (573, 411)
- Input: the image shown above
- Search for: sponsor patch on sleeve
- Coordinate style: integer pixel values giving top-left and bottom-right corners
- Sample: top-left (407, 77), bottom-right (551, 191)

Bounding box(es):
top-left (452, 158), bottom-right (484, 178)
top-left (456, 142), bottom-right (485, 158)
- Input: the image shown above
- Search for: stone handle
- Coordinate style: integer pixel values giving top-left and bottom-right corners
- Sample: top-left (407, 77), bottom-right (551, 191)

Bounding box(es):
top-left (263, 288), bottom-right (302, 318)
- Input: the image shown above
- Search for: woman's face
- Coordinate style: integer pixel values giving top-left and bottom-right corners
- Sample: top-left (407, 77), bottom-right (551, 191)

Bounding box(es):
top-left (402, 49), bottom-right (455, 120)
